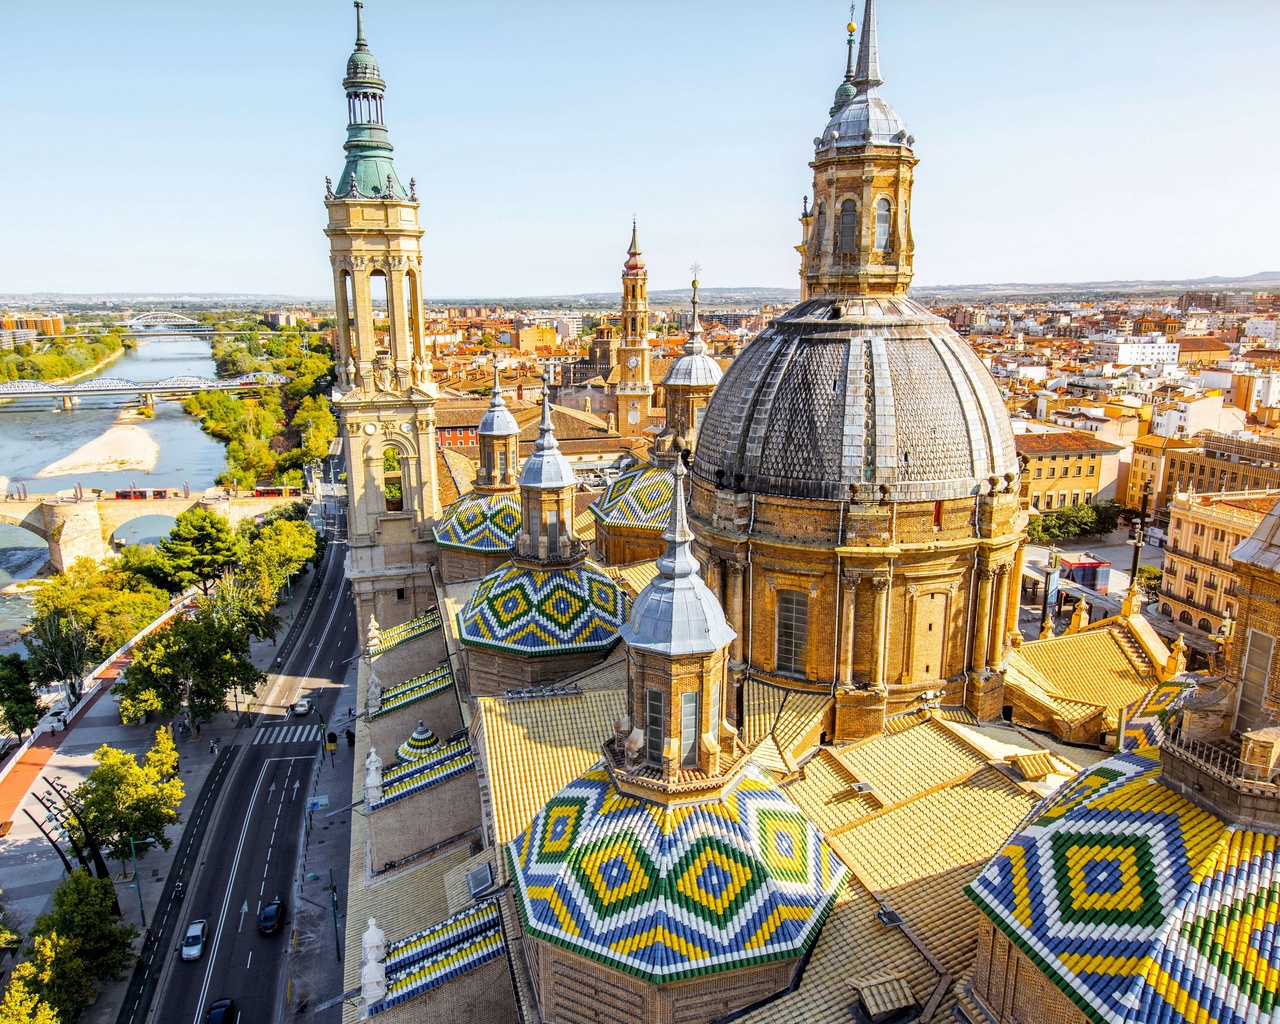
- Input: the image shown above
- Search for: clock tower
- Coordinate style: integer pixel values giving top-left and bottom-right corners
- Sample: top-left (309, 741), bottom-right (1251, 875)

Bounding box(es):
top-left (615, 222), bottom-right (653, 438)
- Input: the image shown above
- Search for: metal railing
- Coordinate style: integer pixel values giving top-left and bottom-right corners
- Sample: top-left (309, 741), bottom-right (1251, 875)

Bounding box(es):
top-left (1165, 726), bottom-right (1280, 796)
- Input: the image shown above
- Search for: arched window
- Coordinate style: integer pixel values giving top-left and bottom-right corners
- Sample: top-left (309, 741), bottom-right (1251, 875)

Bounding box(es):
top-left (875, 198), bottom-right (892, 252)
top-left (776, 590), bottom-right (809, 676)
top-left (1197, 618), bottom-right (1212, 633)
top-left (837, 200), bottom-right (859, 255)
top-left (1160, 603), bottom-right (1172, 617)
top-left (383, 447), bottom-right (403, 512)
top-left (813, 205), bottom-right (827, 254)
top-left (1178, 610), bottom-right (1193, 626)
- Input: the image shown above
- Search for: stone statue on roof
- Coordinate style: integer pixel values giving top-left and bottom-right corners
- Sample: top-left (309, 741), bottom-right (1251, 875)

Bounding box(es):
top-left (361, 917), bottom-right (386, 965)
top-left (358, 957), bottom-right (386, 1016)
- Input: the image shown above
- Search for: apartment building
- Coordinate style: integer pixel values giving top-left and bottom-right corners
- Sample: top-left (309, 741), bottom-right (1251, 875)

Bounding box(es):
top-left (1125, 433), bottom-right (1198, 511)
top-left (1091, 335), bottom-right (1179, 364)
top-left (1159, 490), bottom-right (1279, 636)
top-left (1015, 429), bottom-right (1124, 510)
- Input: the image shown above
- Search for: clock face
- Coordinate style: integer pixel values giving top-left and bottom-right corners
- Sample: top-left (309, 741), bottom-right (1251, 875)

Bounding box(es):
top-left (627, 355), bottom-right (640, 369)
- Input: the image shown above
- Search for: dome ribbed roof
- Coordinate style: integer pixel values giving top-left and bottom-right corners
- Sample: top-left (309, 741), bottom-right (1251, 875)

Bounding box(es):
top-left (691, 297), bottom-right (1019, 503)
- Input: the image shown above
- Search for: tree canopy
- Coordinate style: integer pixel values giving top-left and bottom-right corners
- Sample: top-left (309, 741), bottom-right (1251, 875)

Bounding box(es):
top-left (158, 508), bottom-right (243, 594)
top-left (31, 557), bottom-right (171, 664)
top-left (0, 957), bottom-right (59, 1024)
top-left (0, 654), bottom-right (40, 740)
top-left (69, 730), bottom-right (184, 870)
top-left (23, 614), bottom-right (92, 702)
top-left (28, 870), bottom-right (136, 1021)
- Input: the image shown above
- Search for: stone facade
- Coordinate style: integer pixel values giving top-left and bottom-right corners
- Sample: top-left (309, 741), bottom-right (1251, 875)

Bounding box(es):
top-left (969, 918), bottom-right (1089, 1024)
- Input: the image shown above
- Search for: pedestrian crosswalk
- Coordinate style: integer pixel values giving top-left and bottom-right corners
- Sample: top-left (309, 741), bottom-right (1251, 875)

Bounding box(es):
top-left (253, 723), bottom-right (324, 745)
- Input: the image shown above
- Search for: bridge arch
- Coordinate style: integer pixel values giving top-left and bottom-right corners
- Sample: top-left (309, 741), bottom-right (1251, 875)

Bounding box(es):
top-left (0, 505), bottom-right (52, 543)
top-left (124, 312), bottom-right (201, 328)
top-left (110, 513), bottom-right (178, 548)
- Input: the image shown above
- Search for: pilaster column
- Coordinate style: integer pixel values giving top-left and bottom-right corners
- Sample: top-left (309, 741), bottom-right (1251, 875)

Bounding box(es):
top-left (870, 574), bottom-right (890, 688)
top-left (989, 565), bottom-right (1010, 667)
top-left (1006, 544), bottom-right (1026, 638)
top-left (704, 557), bottom-right (722, 606)
top-left (837, 573), bottom-right (858, 686)
top-left (727, 563), bottom-right (745, 668)
top-left (972, 564), bottom-right (995, 674)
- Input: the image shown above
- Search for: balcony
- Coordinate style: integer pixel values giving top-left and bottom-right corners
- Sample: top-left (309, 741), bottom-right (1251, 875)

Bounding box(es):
top-left (1162, 727), bottom-right (1280, 830)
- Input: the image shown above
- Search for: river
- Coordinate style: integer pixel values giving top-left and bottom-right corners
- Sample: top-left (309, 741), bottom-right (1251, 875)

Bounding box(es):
top-left (0, 335), bottom-right (228, 643)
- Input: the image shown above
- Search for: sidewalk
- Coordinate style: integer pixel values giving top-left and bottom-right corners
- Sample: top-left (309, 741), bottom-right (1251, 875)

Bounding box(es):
top-left (0, 559), bottom-right (329, 1024)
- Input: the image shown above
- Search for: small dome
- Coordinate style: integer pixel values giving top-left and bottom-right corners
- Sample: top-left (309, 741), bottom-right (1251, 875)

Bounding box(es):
top-left (692, 297), bottom-right (1018, 503)
top-left (479, 369), bottom-right (520, 436)
top-left (519, 388), bottom-right (576, 491)
top-left (621, 463), bottom-right (736, 657)
top-left (820, 87), bottom-right (909, 149)
top-left (830, 79), bottom-right (856, 115)
top-left (395, 720), bottom-right (438, 763)
top-left (663, 350), bottom-right (723, 388)
top-left (458, 561), bottom-right (628, 656)
top-left (345, 48), bottom-right (383, 83)
top-left (508, 763), bottom-right (848, 983)
top-left (433, 492), bottom-right (521, 553)
top-left (590, 464), bottom-right (674, 532)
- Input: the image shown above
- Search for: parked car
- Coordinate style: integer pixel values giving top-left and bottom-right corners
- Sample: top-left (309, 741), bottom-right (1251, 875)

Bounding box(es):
top-left (291, 697), bottom-right (312, 717)
top-left (206, 999), bottom-right (235, 1024)
top-left (259, 897), bottom-right (284, 935)
top-left (181, 920), bottom-right (207, 961)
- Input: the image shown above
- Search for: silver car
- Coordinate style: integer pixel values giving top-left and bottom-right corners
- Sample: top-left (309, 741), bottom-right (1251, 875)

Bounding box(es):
top-left (181, 920), bottom-right (207, 961)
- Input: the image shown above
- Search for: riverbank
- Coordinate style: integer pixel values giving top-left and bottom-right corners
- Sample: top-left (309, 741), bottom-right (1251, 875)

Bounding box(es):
top-left (51, 339), bottom-right (132, 385)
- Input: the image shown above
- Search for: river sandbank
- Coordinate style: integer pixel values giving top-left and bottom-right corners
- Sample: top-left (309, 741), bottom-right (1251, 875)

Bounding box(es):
top-left (35, 415), bottom-right (160, 478)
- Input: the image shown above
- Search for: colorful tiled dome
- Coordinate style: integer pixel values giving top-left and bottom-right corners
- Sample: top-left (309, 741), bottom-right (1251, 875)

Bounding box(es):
top-left (590, 464), bottom-right (674, 532)
top-left (508, 763), bottom-right (847, 982)
top-left (396, 720), bottom-right (439, 763)
top-left (457, 562), bottom-right (628, 656)
top-left (433, 492), bottom-right (521, 553)
top-left (966, 749), bottom-right (1280, 1024)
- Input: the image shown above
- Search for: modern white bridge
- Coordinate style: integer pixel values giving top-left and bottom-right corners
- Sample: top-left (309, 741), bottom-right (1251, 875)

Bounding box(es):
top-left (0, 372), bottom-right (289, 408)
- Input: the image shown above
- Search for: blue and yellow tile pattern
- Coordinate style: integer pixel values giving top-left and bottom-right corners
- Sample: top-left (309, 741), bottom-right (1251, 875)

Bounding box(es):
top-left (458, 561), bottom-right (628, 657)
top-left (508, 763), bottom-right (847, 982)
top-left (370, 664), bottom-right (454, 720)
top-left (368, 610), bottom-right (442, 656)
top-left (433, 492), bottom-right (522, 553)
top-left (590, 464), bottom-right (674, 532)
top-left (1120, 678), bottom-right (1192, 753)
top-left (967, 749), bottom-right (1280, 1024)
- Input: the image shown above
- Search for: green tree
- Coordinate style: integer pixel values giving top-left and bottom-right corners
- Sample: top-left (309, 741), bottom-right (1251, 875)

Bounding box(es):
top-left (32, 558), bottom-right (170, 661)
top-left (29, 870), bottom-right (136, 1017)
top-left (0, 956), bottom-right (60, 1024)
top-left (1090, 499), bottom-right (1124, 537)
top-left (1057, 502), bottom-right (1098, 538)
top-left (69, 732), bottom-right (184, 874)
top-left (242, 520), bottom-right (319, 609)
top-left (158, 509), bottom-right (242, 595)
top-left (114, 544), bottom-right (179, 595)
top-left (0, 654), bottom-right (40, 741)
top-left (1026, 511), bottom-right (1066, 545)
top-left (1135, 564), bottom-right (1163, 604)
top-left (23, 614), bottom-right (92, 703)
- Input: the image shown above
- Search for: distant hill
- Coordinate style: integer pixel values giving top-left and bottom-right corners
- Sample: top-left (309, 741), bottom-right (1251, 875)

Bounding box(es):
top-left (911, 271), bottom-right (1280, 302)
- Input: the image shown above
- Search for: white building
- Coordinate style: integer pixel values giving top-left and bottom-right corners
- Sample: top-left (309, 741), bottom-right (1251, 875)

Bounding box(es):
top-left (1244, 318), bottom-right (1278, 343)
top-left (1091, 334), bottom-right (1181, 365)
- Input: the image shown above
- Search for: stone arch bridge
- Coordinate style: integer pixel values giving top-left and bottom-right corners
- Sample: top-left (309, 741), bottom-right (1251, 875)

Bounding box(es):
top-left (0, 493), bottom-right (304, 571)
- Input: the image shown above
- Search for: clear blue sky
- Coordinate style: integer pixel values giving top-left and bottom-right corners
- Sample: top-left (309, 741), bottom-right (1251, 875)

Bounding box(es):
top-left (3, 1), bottom-right (1278, 299)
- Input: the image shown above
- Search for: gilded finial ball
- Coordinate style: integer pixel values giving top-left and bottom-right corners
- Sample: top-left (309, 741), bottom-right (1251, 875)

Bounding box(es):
top-left (847, 21), bottom-right (856, 34)
top-left (691, 279), bottom-right (699, 290)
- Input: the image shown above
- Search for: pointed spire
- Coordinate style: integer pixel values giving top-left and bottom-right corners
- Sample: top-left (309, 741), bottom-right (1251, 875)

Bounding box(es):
top-left (534, 372), bottom-right (559, 452)
top-left (354, 0), bottom-right (367, 50)
top-left (491, 362), bottom-right (504, 402)
top-left (853, 0), bottom-right (882, 89)
top-left (656, 460), bottom-right (699, 581)
top-left (628, 218), bottom-right (640, 256)
top-left (685, 271), bottom-right (707, 356)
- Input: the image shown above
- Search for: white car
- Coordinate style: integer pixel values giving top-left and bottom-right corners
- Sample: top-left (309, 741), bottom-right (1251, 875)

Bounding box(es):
top-left (291, 698), bottom-right (313, 717)
top-left (181, 920), bottom-right (207, 961)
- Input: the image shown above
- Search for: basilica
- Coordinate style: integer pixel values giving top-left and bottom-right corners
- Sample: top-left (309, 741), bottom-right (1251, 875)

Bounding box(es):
top-left (329, 4), bottom-right (1280, 1024)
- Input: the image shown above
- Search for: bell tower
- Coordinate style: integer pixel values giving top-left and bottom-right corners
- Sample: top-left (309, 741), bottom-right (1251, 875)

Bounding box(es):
top-left (615, 222), bottom-right (654, 437)
top-left (325, 1), bottom-right (440, 638)
top-left (798, 0), bottom-right (917, 300)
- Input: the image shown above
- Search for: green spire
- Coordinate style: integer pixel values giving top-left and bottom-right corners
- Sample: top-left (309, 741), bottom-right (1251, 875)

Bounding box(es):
top-left (334, 1), bottom-right (408, 202)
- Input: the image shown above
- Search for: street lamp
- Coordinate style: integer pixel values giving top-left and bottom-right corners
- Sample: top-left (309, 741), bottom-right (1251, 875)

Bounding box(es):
top-left (129, 837), bottom-right (157, 929)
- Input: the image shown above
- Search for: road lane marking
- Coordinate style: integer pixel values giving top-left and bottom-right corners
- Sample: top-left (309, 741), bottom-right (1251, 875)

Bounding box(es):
top-left (246, 951), bottom-right (252, 969)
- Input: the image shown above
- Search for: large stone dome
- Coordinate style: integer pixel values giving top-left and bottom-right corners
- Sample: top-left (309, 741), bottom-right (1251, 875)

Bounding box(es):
top-left (691, 296), bottom-right (1018, 503)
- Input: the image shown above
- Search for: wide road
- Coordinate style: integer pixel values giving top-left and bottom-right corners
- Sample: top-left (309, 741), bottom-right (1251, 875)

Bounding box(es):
top-left (122, 524), bottom-right (357, 1024)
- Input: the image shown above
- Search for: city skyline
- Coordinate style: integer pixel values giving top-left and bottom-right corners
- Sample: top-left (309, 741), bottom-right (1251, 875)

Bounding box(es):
top-left (3, 0), bottom-right (1278, 297)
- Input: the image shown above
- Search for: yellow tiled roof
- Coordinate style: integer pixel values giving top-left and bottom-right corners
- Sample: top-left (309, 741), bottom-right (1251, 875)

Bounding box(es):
top-left (834, 720), bottom-right (987, 807)
top-left (604, 560), bottom-right (660, 598)
top-left (773, 691), bottom-right (832, 759)
top-left (781, 749), bottom-right (877, 835)
top-left (474, 690), bottom-right (625, 852)
top-left (1009, 627), bottom-right (1157, 730)
top-left (741, 678), bottom-right (788, 749)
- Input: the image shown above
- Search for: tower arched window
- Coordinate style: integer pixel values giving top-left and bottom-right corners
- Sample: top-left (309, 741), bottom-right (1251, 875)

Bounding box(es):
top-left (875, 198), bottom-right (892, 252)
top-left (776, 590), bottom-right (809, 676)
top-left (814, 205), bottom-right (827, 254)
top-left (383, 446), bottom-right (403, 512)
top-left (837, 201), bottom-right (859, 255)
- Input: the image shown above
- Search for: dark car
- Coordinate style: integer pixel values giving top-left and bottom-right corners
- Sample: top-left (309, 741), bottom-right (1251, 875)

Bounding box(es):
top-left (258, 897), bottom-right (284, 935)
top-left (206, 999), bottom-right (235, 1024)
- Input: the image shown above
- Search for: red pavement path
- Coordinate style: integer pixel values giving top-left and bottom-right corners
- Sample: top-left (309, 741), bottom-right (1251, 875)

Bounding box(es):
top-left (0, 654), bottom-right (130, 825)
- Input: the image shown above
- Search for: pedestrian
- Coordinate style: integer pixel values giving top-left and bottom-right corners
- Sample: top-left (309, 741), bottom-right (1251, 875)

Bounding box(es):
top-left (347, 706), bottom-right (354, 718)
top-left (209, 740), bottom-right (214, 754)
